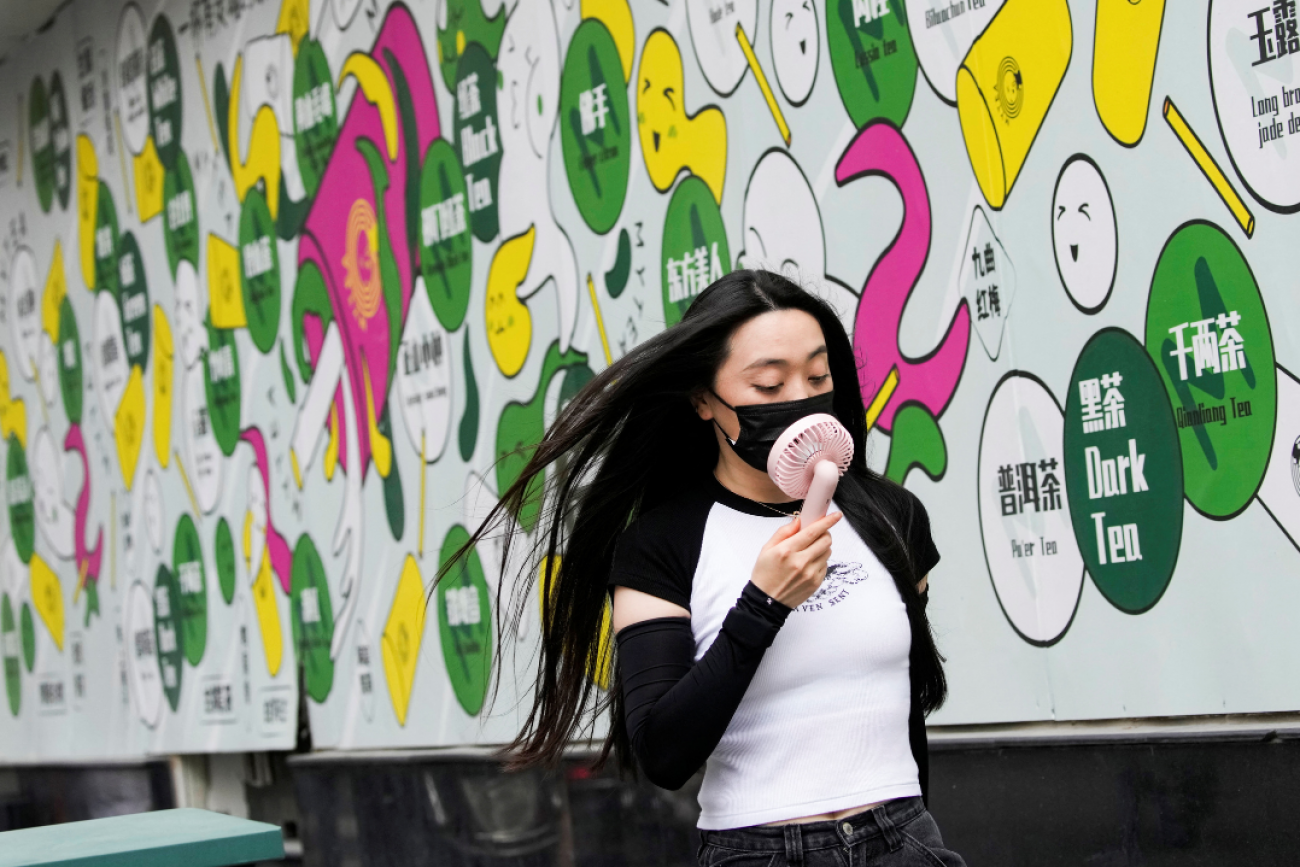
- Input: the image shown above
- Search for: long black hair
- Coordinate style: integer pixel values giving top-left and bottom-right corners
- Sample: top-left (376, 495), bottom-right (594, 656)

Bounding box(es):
top-left (443, 269), bottom-right (947, 772)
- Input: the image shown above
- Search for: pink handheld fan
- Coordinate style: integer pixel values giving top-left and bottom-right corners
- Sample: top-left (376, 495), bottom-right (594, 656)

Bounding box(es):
top-left (767, 414), bottom-right (855, 522)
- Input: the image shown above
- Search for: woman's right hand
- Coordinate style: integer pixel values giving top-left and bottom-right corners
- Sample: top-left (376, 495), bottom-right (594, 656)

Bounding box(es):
top-left (750, 512), bottom-right (842, 609)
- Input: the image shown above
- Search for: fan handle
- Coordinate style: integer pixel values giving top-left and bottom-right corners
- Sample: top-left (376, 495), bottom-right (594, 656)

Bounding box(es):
top-left (801, 460), bottom-right (840, 523)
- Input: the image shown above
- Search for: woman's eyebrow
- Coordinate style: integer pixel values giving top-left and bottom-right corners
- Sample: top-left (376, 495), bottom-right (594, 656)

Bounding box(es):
top-left (742, 346), bottom-right (827, 371)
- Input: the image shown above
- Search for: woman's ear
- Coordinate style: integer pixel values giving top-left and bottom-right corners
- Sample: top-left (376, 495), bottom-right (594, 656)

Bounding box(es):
top-left (690, 390), bottom-right (714, 421)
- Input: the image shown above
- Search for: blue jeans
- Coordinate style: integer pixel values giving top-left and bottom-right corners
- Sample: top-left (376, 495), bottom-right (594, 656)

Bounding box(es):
top-left (697, 797), bottom-right (966, 867)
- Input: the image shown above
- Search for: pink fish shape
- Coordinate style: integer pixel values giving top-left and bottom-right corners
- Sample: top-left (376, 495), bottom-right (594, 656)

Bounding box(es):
top-left (63, 424), bottom-right (102, 584)
top-left (836, 121), bottom-right (971, 432)
top-left (296, 4), bottom-right (441, 471)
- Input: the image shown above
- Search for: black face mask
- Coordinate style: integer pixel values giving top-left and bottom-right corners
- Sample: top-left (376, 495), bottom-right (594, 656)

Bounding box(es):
top-left (710, 390), bottom-right (837, 473)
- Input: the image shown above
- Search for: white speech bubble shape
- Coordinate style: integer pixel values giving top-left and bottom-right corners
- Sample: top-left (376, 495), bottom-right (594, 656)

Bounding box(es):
top-left (1, 534), bottom-right (24, 598)
top-left (9, 248), bottom-right (40, 380)
top-left (978, 373), bottom-right (1084, 645)
top-left (352, 617), bottom-right (375, 722)
top-left (115, 4), bottom-right (150, 155)
top-left (238, 35), bottom-right (295, 161)
top-left (246, 463), bottom-right (267, 583)
top-left (736, 151), bottom-right (859, 326)
top-left (1258, 367), bottom-right (1300, 547)
top-left (687, 0), bottom-right (760, 96)
top-left (93, 289), bottom-right (129, 421)
top-left (396, 285), bottom-right (452, 463)
top-left (1209, 0), bottom-right (1300, 212)
top-left (1052, 155), bottom-right (1117, 314)
top-left (30, 428), bottom-right (75, 560)
top-left (907, 0), bottom-right (1006, 105)
top-left (36, 337), bottom-right (58, 406)
top-left (771, 0), bottom-right (820, 105)
top-left (183, 364), bottom-right (222, 513)
top-left (174, 260), bottom-right (207, 371)
top-left (125, 580), bottom-right (163, 727)
top-left (143, 467), bottom-right (164, 554)
top-left (961, 206), bottom-right (1017, 360)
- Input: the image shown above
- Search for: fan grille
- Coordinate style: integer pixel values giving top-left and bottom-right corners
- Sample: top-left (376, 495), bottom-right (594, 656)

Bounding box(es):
top-left (767, 414), bottom-right (854, 498)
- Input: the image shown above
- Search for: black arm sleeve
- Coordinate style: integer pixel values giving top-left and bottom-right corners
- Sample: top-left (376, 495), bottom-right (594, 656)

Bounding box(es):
top-left (616, 581), bottom-right (791, 791)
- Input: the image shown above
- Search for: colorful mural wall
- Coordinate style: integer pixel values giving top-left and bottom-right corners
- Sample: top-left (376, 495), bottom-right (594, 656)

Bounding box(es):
top-left (0, 0), bottom-right (1297, 759)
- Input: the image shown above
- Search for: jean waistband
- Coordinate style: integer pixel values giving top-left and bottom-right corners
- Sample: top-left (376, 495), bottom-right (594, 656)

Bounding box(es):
top-left (701, 797), bottom-right (925, 858)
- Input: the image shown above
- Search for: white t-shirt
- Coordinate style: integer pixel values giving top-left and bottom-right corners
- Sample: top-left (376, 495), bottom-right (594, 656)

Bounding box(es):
top-left (610, 476), bottom-right (939, 829)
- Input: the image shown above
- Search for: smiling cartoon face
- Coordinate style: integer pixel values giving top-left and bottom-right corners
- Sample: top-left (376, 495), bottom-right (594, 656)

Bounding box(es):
top-left (637, 30), bottom-right (727, 202)
top-left (637, 30), bottom-right (685, 189)
top-left (1052, 156), bottom-right (1117, 313)
top-left (771, 0), bottom-right (819, 105)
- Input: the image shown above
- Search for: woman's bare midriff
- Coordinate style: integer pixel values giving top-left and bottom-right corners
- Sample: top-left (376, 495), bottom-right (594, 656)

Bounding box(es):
top-left (760, 799), bottom-right (890, 826)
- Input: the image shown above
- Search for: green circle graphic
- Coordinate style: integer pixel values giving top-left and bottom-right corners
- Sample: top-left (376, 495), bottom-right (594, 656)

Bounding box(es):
top-left (7, 435), bottom-right (35, 565)
top-left (559, 20), bottom-right (631, 235)
top-left (290, 534), bottom-right (335, 703)
top-left (203, 322), bottom-right (242, 457)
top-left (214, 517), bottom-right (236, 606)
top-left (153, 564), bottom-right (184, 712)
top-left (661, 175), bottom-right (730, 326)
top-left (163, 149), bottom-right (199, 276)
top-left (437, 525), bottom-right (491, 716)
top-left (1145, 222), bottom-right (1277, 519)
top-left (93, 181), bottom-right (121, 297)
top-left (825, 0), bottom-right (918, 128)
top-left (29, 77), bottom-right (54, 214)
top-left (49, 73), bottom-right (72, 211)
top-left (419, 138), bottom-right (474, 331)
top-left (57, 296), bottom-right (83, 425)
top-left (146, 14), bottom-right (183, 170)
top-left (2, 594), bottom-right (20, 717)
top-left (239, 187), bottom-right (282, 354)
top-left (117, 231), bottom-right (151, 372)
top-left (1065, 329), bottom-right (1183, 614)
top-left (173, 513), bottom-right (207, 667)
top-left (435, 0), bottom-right (505, 87)
top-left (452, 43), bottom-right (501, 242)
top-left (293, 38), bottom-right (338, 200)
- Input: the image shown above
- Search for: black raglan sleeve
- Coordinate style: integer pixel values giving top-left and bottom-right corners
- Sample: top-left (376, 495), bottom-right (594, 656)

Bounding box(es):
top-left (904, 492), bottom-right (941, 580)
top-left (608, 500), bottom-right (794, 791)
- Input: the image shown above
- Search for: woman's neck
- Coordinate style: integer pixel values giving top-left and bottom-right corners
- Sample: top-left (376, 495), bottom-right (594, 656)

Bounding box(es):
top-left (713, 448), bottom-right (794, 504)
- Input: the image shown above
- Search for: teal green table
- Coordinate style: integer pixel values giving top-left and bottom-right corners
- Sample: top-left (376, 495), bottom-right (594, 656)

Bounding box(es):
top-left (0, 808), bottom-right (285, 867)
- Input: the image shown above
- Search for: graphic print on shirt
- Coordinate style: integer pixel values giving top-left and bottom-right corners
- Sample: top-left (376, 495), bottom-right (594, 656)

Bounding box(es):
top-left (797, 560), bottom-right (868, 613)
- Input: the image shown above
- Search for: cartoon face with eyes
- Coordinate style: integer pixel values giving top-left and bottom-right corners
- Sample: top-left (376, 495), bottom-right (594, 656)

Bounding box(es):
top-left (30, 428), bottom-right (74, 560)
top-left (497, 0), bottom-right (560, 161)
top-left (1052, 155), bottom-right (1117, 313)
top-left (771, 0), bottom-right (819, 105)
top-left (636, 29), bottom-right (727, 202)
top-left (737, 150), bottom-right (857, 326)
top-left (174, 260), bottom-right (207, 370)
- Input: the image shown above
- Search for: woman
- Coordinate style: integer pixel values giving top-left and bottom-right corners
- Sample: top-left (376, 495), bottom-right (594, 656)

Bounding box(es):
top-left (454, 270), bottom-right (964, 866)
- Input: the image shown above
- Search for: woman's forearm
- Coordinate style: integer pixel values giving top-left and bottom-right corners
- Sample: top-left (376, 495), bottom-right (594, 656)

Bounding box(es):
top-left (616, 582), bottom-right (791, 789)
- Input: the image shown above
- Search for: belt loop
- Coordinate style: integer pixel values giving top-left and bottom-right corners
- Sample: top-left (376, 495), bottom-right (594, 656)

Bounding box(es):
top-left (783, 824), bottom-right (804, 864)
top-left (874, 806), bottom-right (905, 852)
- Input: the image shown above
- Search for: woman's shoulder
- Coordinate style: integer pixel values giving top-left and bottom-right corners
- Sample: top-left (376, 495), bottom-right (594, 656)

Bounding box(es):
top-left (620, 479), bottom-right (719, 545)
